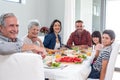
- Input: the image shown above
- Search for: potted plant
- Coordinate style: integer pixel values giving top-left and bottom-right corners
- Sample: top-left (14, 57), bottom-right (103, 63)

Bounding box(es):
top-left (40, 26), bottom-right (49, 35)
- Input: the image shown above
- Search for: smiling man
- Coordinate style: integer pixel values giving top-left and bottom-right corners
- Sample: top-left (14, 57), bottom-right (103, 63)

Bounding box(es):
top-left (0, 13), bottom-right (45, 55)
top-left (67, 20), bottom-right (92, 48)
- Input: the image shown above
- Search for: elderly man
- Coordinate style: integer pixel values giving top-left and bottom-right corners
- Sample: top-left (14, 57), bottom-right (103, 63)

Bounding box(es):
top-left (67, 20), bottom-right (92, 48)
top-left (0, 13), bottom-right (45, 55)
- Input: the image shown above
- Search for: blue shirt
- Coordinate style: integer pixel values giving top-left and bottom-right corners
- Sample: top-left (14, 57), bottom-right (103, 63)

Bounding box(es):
top-left (0, 33), bottom-right (23, 55)
top-left (43, 33), bottom-right (61, 49)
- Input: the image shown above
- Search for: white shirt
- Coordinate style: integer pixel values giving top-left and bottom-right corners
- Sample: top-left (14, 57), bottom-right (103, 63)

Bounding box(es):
top-left (54, 42), bottom-right (60, 50)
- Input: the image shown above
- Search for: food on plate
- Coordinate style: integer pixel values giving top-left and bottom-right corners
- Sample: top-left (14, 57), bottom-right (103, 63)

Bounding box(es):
top-left (78, 54), bottom-right (87, 59)
top-left (80, 50), bottom-right (86, 53)
top-left (47, 50), bottom-right (57, 54)
top-left (61, 53), bottom-right (67, 56)
top-left (46, 62), bottom-right (61, 68)
top-left (47, 62), bottom-right (52, 67)
top-left (52, 62), bottom-right (61, 67)
top-left (72, 46), bottom-right (79, 52)
top-left (72, 52), bottom-right (79, 55)
top-left (64, 50), bottom-right (75, 54)
top-left (57, 56), bottom-right (83, 64)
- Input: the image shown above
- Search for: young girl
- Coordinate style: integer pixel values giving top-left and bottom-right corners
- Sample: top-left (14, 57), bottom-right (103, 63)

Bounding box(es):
top-left (92, 31), bottom-right (103, 61)
top-left (88, 30), bottom-right (115, 80)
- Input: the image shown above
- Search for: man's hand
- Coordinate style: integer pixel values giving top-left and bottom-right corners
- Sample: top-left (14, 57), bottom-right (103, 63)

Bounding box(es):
top-left (37, 52), bottom-right (46, 59)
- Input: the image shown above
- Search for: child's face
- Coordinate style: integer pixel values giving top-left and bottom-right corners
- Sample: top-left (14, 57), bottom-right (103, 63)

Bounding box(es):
top-left (92, 37), bottom-right (100, 44)
top-left (102, 34), bottom-right (113, 47)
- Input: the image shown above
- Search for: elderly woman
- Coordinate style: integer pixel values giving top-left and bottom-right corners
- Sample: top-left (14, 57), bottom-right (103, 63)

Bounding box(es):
top-left (23, 20), bottom-right (46, 58)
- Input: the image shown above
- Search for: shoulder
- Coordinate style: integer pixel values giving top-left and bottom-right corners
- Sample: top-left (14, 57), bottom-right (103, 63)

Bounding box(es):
top-left (70, 31), bottom-right (76, 36)
top-left (45, 33), bottom-right (55, 40)
top-left (103, 46), bottom-right (112, 52)
top-left (22, 36), bottom-right (32, 44)
top-left (23, 36), bottom-right (29, 40)
top-left (46, 33), bottom-right (55, 37)
top-left (0, 34), bottom-right (8, 42)
top-left (83, 29), bottom-right (90, 34)
top-left (23, 36), bottom-right (30, 41)
top-left (100, 46), bottom-right (112, 57)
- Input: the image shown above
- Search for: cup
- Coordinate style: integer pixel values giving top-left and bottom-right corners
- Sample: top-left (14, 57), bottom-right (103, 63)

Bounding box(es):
top-left (55, 52), bottom-right (61, 59)
top-left (86, 50), bottom-right (92, 56)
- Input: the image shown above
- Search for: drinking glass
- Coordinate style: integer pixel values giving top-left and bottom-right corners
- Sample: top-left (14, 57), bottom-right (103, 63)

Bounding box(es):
top-left (55, 52), bottom-right (61, 59)
top-left (86, 49), bottom-right (92, 56)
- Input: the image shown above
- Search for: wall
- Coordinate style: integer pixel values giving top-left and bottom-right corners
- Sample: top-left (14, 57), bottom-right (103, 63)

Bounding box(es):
top-left (80, 0), bottom-right (93, 33)
top-left (0, 0), bottom-right (48, 38)
top-left (75, 0), bottom-right (81, 21)
top-left (47, 0), bottom-right (65, 39)
top-left (47, 0), bottom-right (64, 27)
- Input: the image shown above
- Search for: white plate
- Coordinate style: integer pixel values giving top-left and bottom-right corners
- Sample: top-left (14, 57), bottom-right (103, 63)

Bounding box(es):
top-left (44, 64), bottom-right (67, 69)
top-left (64, 50), bottom-right (75, 54)
top-left (44, 64), bottom-right (63, 69)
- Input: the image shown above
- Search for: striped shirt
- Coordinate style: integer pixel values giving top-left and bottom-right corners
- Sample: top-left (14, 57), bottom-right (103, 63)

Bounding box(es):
top-left (93, 45), bottom-right (112, 71)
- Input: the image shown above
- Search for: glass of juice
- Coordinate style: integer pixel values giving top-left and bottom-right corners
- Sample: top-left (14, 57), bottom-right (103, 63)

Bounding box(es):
top-left (55, 52), bottom-right (61, 59)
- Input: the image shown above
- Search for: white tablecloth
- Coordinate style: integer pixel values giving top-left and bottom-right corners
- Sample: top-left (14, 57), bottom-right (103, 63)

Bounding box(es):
top-left (44, 53), bottom-right (95, 80)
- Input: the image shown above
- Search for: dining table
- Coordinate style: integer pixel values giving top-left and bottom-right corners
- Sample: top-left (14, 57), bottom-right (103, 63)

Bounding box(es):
top-left (44, 49), bottom-right (95, 80)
